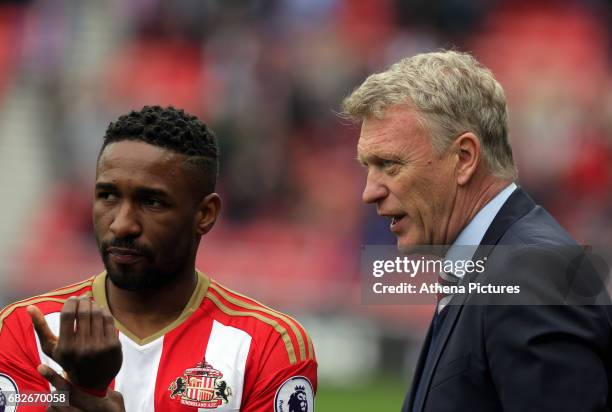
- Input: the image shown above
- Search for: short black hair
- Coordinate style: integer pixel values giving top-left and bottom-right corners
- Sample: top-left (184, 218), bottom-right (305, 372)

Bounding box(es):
top-left (102, 105), bottom-right (219, 195)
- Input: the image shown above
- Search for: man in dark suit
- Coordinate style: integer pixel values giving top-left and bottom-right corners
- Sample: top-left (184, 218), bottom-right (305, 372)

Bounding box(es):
top-left (343, 50), bottom-right (612, 411)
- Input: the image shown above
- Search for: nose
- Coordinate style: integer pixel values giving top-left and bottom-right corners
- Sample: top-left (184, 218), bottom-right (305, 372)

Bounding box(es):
top-left (362, 170), bottom-right (389, 204)
top-left (109, 201), bottom-right (142, 238)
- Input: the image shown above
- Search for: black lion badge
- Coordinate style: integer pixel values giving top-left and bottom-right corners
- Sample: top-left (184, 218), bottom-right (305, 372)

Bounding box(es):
top-left (168, 377), bottom-right (186, 399)
top-left (288, 385), bottom-right (308, 412)
top-left (215, 379), bottom-right (232, 403)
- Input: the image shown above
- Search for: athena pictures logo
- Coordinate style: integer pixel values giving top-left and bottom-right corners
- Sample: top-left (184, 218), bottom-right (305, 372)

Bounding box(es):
top-left (274, 376), bottom-right (314, 412)
top-left (0, 373), bottom-right (17, 412)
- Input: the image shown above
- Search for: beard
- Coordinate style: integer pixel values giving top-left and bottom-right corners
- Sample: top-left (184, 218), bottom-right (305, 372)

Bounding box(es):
top-left (104, 260), bottom-right (177, 291)
top-left (98, 237), bottom-right (178, 292)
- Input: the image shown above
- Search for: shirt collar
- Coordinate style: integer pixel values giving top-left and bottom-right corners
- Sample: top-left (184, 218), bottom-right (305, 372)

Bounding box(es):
top-left (445, 183), bottom-right (517, 269)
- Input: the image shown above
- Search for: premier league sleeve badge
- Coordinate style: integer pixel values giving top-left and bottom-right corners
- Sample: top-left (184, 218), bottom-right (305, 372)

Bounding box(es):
top-left (274, 376), bottom-right (314, 412)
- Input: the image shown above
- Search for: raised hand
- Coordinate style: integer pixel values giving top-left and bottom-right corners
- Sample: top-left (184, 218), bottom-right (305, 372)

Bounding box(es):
top-left (27, 296), bottom-right (122, 391)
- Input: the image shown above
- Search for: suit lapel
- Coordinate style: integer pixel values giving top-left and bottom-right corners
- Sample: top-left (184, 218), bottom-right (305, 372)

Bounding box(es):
top-left (413, 291), bottom-right (469, 412)
top-left (413, 187), bottom-right (536, 411)
top-left (404, 313), bottom-right (435, 411)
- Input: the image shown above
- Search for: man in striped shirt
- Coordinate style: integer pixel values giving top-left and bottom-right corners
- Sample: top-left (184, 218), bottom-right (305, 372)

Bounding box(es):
top-left (0, 106), bottom-right (316, 411)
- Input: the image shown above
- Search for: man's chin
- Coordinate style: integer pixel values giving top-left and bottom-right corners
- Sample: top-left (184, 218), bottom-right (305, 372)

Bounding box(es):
top-left (107, 270), bottom-right (150, 291)
top-left (105, 266), bottom-right (172, 291)
top-left (397, 242), bottom-right (418, 254)
top-left (395, 234), bottom-right (427, 254)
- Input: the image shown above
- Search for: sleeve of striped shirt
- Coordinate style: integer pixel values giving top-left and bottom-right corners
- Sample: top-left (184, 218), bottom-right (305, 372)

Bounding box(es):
top-left (239, 324), bottom-right (317, 412)
top-left (0, 308), bottom-right (50, 411)
top-left (241, 358), bottom-right (317, 412)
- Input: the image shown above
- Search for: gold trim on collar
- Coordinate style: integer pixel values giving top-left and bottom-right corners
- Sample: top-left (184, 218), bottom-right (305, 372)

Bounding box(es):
top-left (0, 297), bottom-right (68, 333)
top-left (206, 291), bottom-right (298, 365)
top-left (209, 282), bottom-right (312, 362)
top-left (0, 278), bottom-right (95, 333)
top-left (91, 271), bottom-right (209, 346)
top-left (0, 278), bottom-right (93, 317)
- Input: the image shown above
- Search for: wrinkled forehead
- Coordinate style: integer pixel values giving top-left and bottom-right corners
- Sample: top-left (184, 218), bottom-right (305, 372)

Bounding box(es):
top-left (357, 107), bottom-right (430, 161)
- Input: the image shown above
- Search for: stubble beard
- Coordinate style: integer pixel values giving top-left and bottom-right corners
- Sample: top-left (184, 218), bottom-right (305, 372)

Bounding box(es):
top-left (103, 255), bottom-right (176, 292)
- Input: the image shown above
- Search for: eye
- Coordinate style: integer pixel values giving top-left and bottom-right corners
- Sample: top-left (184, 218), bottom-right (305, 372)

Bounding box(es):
top-left (143, 197), bottom-right (163, 208)
top-left (380, 159), bottom-right (401, 174)
top-left (97, 192), bottom-right (117, 202)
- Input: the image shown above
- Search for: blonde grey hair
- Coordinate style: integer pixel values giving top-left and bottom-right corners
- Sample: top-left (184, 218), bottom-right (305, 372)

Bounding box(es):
top-left (342, 50), bottom-right (517, 180)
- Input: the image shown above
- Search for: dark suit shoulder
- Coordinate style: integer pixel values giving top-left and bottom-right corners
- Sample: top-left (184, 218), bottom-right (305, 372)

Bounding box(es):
top-left (500, 205), bottom-right (576, 247)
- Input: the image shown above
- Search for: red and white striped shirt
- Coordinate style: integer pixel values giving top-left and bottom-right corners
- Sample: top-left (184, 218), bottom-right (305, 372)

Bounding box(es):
top-left (0, 271), bottom-right (317, 411)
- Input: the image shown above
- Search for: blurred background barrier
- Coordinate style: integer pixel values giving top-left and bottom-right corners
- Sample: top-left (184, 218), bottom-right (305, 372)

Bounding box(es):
top-left (0, 0), bottom-right (611, 410)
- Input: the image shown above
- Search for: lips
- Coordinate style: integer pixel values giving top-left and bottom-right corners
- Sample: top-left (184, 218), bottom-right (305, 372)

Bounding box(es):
top-left (107, 247), bottom-right (145, 264)
top-left (379, 212), bottom-right (407, 233)
top-left (390, 214), bottom-right (407, 231)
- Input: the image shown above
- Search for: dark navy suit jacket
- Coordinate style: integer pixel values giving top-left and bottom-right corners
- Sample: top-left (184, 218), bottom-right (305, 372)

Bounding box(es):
top-left (402, 188), bottom-right (612, 412)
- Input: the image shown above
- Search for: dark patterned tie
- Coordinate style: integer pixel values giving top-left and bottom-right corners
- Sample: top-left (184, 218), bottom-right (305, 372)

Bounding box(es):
top-left (436, 270), bottom-right (459, 313)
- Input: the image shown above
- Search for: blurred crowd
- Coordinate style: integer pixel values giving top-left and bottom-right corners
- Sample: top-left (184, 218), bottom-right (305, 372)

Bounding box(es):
top-left (1, 0), bottom-right (611, 328)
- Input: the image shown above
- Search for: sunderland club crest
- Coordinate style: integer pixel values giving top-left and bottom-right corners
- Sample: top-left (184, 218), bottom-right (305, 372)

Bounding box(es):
top-left (168, 360), bottom-right (232, 408)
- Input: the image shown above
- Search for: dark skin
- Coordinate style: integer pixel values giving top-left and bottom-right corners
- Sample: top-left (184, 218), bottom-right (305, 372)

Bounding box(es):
top-left (94, 141), bottom-right (220, 337)
top-left (28, 300), bottom-right (124, 412)
top-left (28, 297), bottom-right (121, 391)
top-left (27, 140), bottom-right (221, 411)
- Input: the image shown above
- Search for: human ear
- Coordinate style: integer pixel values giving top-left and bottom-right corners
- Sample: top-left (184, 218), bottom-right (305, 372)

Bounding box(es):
top-left (454, 132), bottom-right (480, 186)
top-left (196, 193), bottom-right (221, 235)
